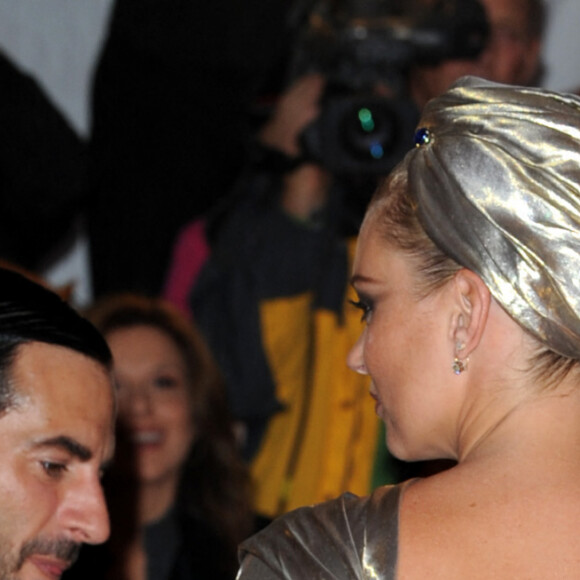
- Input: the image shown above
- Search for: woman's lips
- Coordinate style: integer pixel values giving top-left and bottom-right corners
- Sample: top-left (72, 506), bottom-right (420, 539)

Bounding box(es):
top-left (131, 430), bottom-right (163, 445)
top-left (369, 391), bottom-right (383, 416)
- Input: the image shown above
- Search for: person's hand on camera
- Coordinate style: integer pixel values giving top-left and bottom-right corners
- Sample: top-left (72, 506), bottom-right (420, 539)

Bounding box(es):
top-left (259, 73), bottom-right (326, 158)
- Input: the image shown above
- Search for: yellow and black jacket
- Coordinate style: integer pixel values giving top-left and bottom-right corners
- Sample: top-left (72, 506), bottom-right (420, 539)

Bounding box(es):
top-left (192, 173), bottom-right (393, 519)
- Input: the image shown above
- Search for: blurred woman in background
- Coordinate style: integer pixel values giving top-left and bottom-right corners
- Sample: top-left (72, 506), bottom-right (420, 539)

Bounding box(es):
top-left (68, 294), bottom-right (253, 580)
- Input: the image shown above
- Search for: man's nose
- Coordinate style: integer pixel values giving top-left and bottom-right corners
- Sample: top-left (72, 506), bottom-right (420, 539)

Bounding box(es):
top-left (62, 475), bottom-right (110, 545)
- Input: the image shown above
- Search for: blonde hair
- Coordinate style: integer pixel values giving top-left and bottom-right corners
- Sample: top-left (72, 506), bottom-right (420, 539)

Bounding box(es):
top-left (368, 159), bottom-right (580, 389)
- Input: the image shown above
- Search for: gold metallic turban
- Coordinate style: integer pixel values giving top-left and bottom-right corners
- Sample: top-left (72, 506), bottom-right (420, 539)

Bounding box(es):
top-left (407, 76), bottom-right (580, 359)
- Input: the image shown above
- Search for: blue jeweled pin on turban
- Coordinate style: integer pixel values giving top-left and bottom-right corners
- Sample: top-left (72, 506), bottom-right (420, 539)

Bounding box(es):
top-left (407, 75), bottom-right (580, 360)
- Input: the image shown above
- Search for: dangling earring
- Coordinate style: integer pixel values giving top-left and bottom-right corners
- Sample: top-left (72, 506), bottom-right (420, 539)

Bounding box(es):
top-left (452, 342), bottom-right (468, 375)
top-left (452, 357), bottom-right (468, 375)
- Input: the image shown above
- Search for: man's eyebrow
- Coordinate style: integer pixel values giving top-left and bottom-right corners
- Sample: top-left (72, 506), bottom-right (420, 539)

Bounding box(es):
top-left (33, 436), bottom-right (93, 462)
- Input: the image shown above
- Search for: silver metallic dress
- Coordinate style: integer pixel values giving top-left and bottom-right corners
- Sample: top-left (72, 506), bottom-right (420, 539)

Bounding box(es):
top-left (237, 482), bottom-right (410, 579)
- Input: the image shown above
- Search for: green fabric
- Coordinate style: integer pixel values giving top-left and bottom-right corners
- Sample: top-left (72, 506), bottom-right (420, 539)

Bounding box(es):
top-left (371, 422), bottom-right (400, 488)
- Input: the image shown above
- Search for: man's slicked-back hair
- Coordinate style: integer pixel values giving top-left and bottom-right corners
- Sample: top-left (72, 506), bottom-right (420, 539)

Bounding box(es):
top-left (0, 268), bottom-right (112, 412)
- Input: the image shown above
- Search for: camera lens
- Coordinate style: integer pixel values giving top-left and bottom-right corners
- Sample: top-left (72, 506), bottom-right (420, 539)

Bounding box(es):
top-left (341, 101), bottom-right (397, 161)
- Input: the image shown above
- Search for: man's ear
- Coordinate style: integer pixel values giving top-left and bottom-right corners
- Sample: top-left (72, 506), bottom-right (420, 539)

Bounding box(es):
top-left (449, 269), bottom-right (491, 358)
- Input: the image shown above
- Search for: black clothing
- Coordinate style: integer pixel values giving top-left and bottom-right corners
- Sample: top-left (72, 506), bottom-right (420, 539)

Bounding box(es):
top-left (64, 509), bottom-right (236, 580)
top-left (88, 0), bottom-right (301, 297)
top-left (0, 51), bottom-right (87, 271)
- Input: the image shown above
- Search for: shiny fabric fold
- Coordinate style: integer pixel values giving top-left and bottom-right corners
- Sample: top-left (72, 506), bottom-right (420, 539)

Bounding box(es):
top-left (407, 76), bottom-right (580, 359)
top-left (237, 483), bottom-right (406, 579)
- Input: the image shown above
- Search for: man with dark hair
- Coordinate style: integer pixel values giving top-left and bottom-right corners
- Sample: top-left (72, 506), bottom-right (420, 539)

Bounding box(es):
top-left (0, 267), bottom-right (115, 579)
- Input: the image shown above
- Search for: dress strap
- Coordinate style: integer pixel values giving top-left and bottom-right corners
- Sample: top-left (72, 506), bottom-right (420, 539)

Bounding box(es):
top-left (363, 480), bottom-right (419, 579)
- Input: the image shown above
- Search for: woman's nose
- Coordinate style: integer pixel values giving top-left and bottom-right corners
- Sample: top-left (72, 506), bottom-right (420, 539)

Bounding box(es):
top-left (121, 385), bottom-right (153, 416)
top-left (347, 332), bottom-right (367, 375)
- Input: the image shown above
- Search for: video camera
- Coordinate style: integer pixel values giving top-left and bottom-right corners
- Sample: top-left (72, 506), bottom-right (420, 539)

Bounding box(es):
top-left (294, 0), bottom-right (489, 175)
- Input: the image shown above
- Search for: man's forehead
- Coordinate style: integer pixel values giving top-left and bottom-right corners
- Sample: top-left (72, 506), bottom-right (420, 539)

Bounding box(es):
top-left (11, 341), bottom-right (111, 390)
top-left (7, 342), bottom-right (115, 437)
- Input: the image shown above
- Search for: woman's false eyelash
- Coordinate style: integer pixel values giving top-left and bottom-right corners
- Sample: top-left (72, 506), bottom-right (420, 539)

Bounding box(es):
top-left (349, 298), bottom-right (372, 322)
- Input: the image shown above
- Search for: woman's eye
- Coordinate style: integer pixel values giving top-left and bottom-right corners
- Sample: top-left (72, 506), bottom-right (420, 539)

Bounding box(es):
top-left (154, 375), bottom-right (179, 389)
top-left (349, 298), bottom-right (372, 323)
top-left (41, 461), bottom-right (67, 479)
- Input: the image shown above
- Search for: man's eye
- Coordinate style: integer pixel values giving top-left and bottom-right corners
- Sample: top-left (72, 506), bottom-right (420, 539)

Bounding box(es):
top-left (41, 461), bottom-right (67, 479)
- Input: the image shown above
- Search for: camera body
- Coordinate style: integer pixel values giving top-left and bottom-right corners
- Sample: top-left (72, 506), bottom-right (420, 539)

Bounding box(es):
top-left (296, 0), bottom-right (489, 175)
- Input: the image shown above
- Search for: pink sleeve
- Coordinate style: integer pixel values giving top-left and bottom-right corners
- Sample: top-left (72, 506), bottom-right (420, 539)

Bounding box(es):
top-left (162, 218), bottom-right (210, 318)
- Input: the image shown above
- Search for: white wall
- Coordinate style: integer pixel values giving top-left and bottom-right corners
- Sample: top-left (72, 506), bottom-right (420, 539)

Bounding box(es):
top-left (0, 0), bottom-right (114, 136)
top-left (543, 0), bottom-right (580, 91)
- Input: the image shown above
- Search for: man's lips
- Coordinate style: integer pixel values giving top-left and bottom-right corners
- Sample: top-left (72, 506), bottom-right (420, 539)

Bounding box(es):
top-left (29, 555), bottom-right (72, 579)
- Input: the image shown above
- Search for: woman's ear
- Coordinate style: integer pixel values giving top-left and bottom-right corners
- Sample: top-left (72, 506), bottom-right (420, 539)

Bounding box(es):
top-left (449, 269), bottom-right (491, 359)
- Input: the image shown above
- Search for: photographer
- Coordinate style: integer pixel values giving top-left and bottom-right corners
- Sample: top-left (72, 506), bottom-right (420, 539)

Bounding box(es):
top-left (410, 0), bottom-right (545, 108)
top-left (190, 0), bottom-right (546, 522)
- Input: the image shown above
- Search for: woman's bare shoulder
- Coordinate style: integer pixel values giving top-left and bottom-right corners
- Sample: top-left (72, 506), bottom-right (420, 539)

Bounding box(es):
top-left (398, 467), bottom-right (580, 579)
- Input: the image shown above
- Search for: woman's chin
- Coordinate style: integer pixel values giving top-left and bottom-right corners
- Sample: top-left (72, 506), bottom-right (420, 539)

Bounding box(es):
top-left (385, 435), bottom-right (426, 464)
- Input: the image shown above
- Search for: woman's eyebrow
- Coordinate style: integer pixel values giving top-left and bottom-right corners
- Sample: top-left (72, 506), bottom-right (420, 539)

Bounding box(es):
top-left (350, 274), bottom-right (377, 287)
